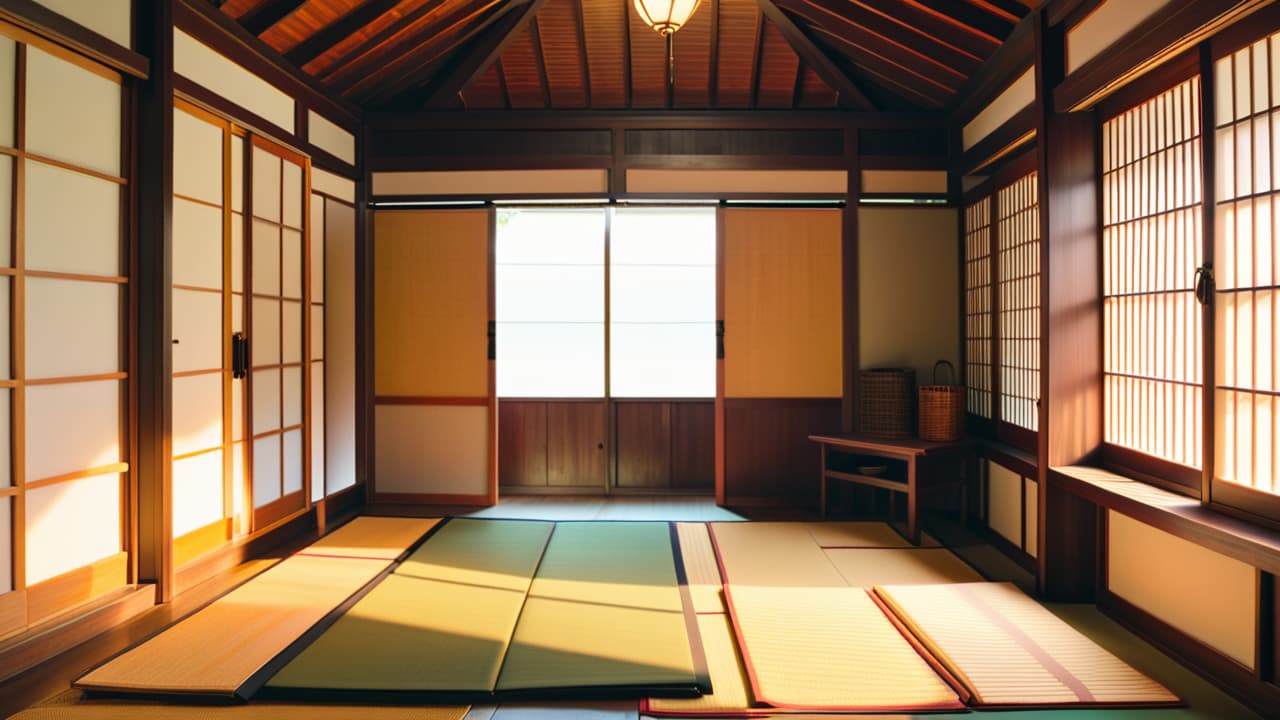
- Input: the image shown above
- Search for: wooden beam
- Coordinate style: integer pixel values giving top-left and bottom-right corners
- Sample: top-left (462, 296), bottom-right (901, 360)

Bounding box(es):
top-left (283, 0), bottom-right (401, 67)
top-left (948, 11), bottom-right (1035, 123)
top-left (784, 0), bottom-right (982, 76)
top-left (807, 18), bottom-right (966, 90)
top-left (912, 0), bottom-right (1015, 40)
top-left (856, 0), bottom-right (997, 60)
top-left (420, 0), bottom-right (548, 109)
top-left (0, 0), bottom-right (149, 78)
top-left (238, 0), bottom-right (306, 36)
top-left (755, 0), bottom-right (874, 110)
top-left (971, 0), bottom-right (1030, 23)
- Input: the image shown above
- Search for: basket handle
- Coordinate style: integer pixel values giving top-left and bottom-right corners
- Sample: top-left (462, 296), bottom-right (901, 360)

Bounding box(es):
top-left (932, 360), bottom-right (956, 386)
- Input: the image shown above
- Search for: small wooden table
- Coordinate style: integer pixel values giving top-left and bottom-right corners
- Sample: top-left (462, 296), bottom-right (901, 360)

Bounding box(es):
top-left (809, 433), bottom-right (973, 545)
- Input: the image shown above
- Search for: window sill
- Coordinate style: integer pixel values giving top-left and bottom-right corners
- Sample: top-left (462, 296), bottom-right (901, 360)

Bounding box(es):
top-left (1052, 465), bottom-right (1280, 575)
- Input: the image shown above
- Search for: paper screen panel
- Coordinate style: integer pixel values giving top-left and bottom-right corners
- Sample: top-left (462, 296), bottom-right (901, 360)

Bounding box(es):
top-left (173, 449), bottom-right (224, 537)
top-left (174, 197), bottom-right (223, 290)
top-left (172, 373), bottom-right (223, 457)
top-left (172, 289), bottom-right (222, 373)
top-left (252, 220), bottom-right (281, 297)
top-left (254, 434), bottom-right (282, 508)
top-left (282, 301), bottom-right (302, 364)
top-left (282, 229), bottom-right (302, 300)
top-left (252, 146), bottom-right (282, 223)
top-left (25, 473), bottom-right (121, 584)
top-left (374, 405), bottom-right (489, 495)
top-left (0, 156), bottom-right (12, 267)
top-left (310, 196), bottom-right (325, 299)
top-left (0, 277), bottom-right (9, 378)
top-left (175, 30), bottom-right (293, 133)
top-left (25, 381), bottom-right (121, 482)
top-left (310, 366), bottom-right (325, 502)
top-left (374, 210), bottom-right (490, 397)
top-left (0, 390), bottom-right (9, 487)
top-left (252, 298), bottom-right (281, 366)
top-left (283, 429), bottom-right (303, 495)
top-left (24, 46), bottom-right (120, 176)
top-left (253, 368), bottom-right (282, 433)
top-left (723, 208), bottom-right (842, 397)
top-left (965, 196), bottom-right (993, 418)
top-left (283, 366), bottom-right (302, 427)
top-left (29, 0), bottom-right (132, 48)
top-left (0, 36), bottom-right (14, 147)
top-left (0, 497), bottom-right (10, 592)
top-left (25, 278), bottom-right (119, 379)
top-left (24, 160), bottom-right (120, 277)
top-left (325, 201), bottom-right (356, 494)
top-left (282, 161), bottom-right (303, 229)
top-left (174, 107), bottom-right (223, 205)
top-left (310, 306), bottom-right (324, 360)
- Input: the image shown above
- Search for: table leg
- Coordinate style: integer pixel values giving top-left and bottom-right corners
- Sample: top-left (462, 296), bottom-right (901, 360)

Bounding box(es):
top-left (819, 444), bottom-right (827, 519)
top-left (907, 458), bottom-right (919, 545)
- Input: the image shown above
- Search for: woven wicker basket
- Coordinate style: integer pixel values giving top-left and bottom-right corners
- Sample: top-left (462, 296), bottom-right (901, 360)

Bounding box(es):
top-left (918, 360), bottom-right (965, 442)
top-left (859, 368), bottom-right (915, 438)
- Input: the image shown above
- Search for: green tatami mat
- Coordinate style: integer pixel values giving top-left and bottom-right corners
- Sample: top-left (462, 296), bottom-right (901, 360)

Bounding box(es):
top-left (266, 519), bottom-right (554, 695)
top-left (496, 522), bottom-right (700, 693)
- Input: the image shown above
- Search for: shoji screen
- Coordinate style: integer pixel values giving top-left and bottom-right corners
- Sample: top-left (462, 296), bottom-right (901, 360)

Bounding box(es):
top-left (996, 173), bottom-right (1041, 432)
top-left (249, 140), bottom-right (308, 526)
top-left (309, 193), bottom-right (324, 504)
top-left (3, 35), bottom-right (128, 628)
top-left (172, 102), bottom-right (232, 566)
top-left (373, 210), bottom-right (491, 501)
top-left (965, 195), bottom-right (993, 420)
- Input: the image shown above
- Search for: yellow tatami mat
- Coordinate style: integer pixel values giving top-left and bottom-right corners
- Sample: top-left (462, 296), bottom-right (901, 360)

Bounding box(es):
top-left (643, 613), bottom-right (757, 717)
top-left (674, 523), bottom-right (725, 613)
top-left (724, 585), bottom-right (963, 711)
top-left (824, 548), bottom-right (984, 587)
top-left (267, 519), bottom-right (554, 693)
top-left (804, 521), bottom-right (940, 548)
top-left (497, 522), bottom-right (700, 692)
top-left (76, 517), bottom-right (439, 698)
top-left (708, 523), bottom-right (845, 588)
top-left (874, 582), bottom-right (1181, 708)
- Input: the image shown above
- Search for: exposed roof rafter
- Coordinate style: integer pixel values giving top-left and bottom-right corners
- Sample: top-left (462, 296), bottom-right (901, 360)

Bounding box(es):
top-left (238, 0), bottom-right (304, 36)
top-left (755, 0), bottom-right (874, 110)
top-left (418, 0), bottom-right (549, 109)
top-left (284, 0), bottom-right (402, 68)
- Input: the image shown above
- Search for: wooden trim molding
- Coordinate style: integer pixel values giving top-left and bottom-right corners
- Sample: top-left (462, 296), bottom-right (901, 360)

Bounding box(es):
top-left (369, 491), bottom-right (491, 505)
top-left (0, 0), bottom-right (148, 79)
top-left (173, 518), bottom-right (232, 569)
top-left (373, 396), bottom-right (489, 406)
top-left (25, 552), bottom-right (128, 625)
top-left (0, 590), bottom-right (26, 638)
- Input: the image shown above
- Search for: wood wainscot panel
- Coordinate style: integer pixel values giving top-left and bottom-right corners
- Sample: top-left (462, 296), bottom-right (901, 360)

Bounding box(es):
top-left (615, 402), bottom-right (671, 489)
top-left (26, 552), bottom-right (128, 625)
top-left (0, 590), bottom-right (26, 638)
top-left (173, 518), bottom-right (232, 569)
top-left (547, 402), bottom-right (605, 488)
top-left (724, 398), bottom-right (842, 506)
top-left (672, 401), bottom-right (715, 491)
top-left (498, 400), bottom-right (547, 487)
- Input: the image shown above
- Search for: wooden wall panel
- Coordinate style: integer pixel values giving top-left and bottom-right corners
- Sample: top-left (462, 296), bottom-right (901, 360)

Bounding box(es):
top-left (672, 401), bottom-right (715, 490)
top-left (498, 400), bottom-right (547, 488)
top-left (615, 402), bottom-right (670, 489)
top-left (547, 402), bottom-right (605, 487)
top-left (724, 399), bottom-right (841, 505)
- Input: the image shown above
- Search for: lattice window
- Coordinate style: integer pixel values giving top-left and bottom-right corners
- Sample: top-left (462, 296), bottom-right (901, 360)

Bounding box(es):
top-left (965, 196), bottom-right (993, 419)
top-left (1101, 77), bottom-right (1204, 469)
top-left (997, 173), bottom-right (1040, 431)
top-left (1214, 35), bottom-right (1280, 497)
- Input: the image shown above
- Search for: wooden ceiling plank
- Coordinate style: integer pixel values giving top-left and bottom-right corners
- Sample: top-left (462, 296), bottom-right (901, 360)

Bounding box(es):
top-left (239, 0), bottom-right (307, 36)
top-left (853, 63), bottom-right (945, 108)
top-left (972, 0), bottom-right (1031, 22)
top-left (784, 0), bottom-right (982, 75)
top-left (284, 0), bottom-right (403, 67)
top-left (529, 15), bottom-right (552, 108)
top-left (421, 0), bottom-right (549, 108)
top-left (572, 0), bottom-right (592, 107)
top-left (314, 1), bottom-right (458, 81)
top-left (811, 24), bottom-right (958, 96)
top-left (708, 0), bottom-right (720, 106)
top-left (910, 0), bottom-right (1014, 40)
top-left (756, 0), bottom-right (873, 110)
top-left (749, 3), bottom-right (764, 108)
top-left (790, 60), bottom-right (805, 108)
top-left (811, 15), bottom-right (967, 89)
top-left (854, 0), bottom-right (997, 60)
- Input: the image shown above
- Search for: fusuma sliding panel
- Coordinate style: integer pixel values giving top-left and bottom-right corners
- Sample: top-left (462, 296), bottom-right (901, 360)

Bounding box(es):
top-left (723, 208), bottom-right (842, 398)
top-left (323, 196), bottom-right (357, 496)
top-left (374, 209), bottom-right (491, 499)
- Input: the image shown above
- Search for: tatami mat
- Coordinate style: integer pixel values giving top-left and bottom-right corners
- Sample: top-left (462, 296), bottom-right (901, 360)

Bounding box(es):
top-left (642, 613), bottom-right (755, 717)
top-left (673, 523), bottom-right (724, 614)
top-left (824, 547), bottom-right (984, 587)
top-left (804, 521), bottom-right (940, 548)
top-left (497, 522), bottom-right (699, 692)
top-left (267, 519), bottom-right (554, 693)
top-left (707, 523), bottom-right (845, 588)
top-left (874, 582), bottom-right (1181, 708)
top-left (76, 516), bottom-right (439, 698)
top-left (724, 585), bottom-right (963, 711)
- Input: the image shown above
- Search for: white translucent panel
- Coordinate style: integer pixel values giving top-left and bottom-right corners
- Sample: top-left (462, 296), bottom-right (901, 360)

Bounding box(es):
top-left (0, 497), bottom-right (9, 593)
top-left (251, 298), bottom-right (280, 366)
top-left (310, 363), bottom-right (324, 502)
top-left (310, 196), bottom-right (325, 300)
top-left (323, 201), bottom-right (355, 496)
top-left (1217, 295), bottom-right (1234, 387)
top-left (173, 197), bottom-right (223, 289)
top-left (1256, 115), bottom-right (1272, 194)
top-left (0, 278), bottom-right (9, 378)
top-left (172, 289), bottom-right (222, 373)
top-left (495, 265), bottom-right (603, 322)
top-left (25, 472), bottom-right (121, 584)
top-left (232, 213), bottom-right (244, 293)
top-left (282, 229), bottom-right (302, 299)
top-left (173, 372), bottom-right (223, 456)
top-left (1237, 119), bottom-right (1253, 197)
top-left (26, 381), bottom-right (120, 481)
top-left (374, 405), bottom-right (488, 495)
top-left (0, 390), bottom-right (9, 487)
top-left (611, 208), bottom-right (716, 265)
top-left (311, 305), bottom-right (324, 360)
top-left (25, 278), bottom-right (119, 378)
top-left (25, 47), bottom-right (120, 176)
top-left (173, 108), bottom-right (223, 205)
top-left (231, 136), bottom-right (244, 214)
top-left (253, 367), bottom-right (281, 433)
top-left (282, 161), bottom-right (303, 228)
top-left (0, 156), bottom-right (12, 266)
top-left (283, 365), bottom-right (302, 428)
top-left (231, 441), bottom-right (246, 531)
top-left (282, 428), bottom-right (303, 496)
top-left (1216, 203), bottom-right (1236, 289)
top-left (1217, 127), bottom-right (1235, 202)
top-left (252, 147), bottom-right (281, 222)
top-left (495, 209), bottom-right (604, 264)
top-left (610, 266), bottom-right (715, 322)
top-left (232, 293), bottom-right (244, 333)
top-left (1235, 49), bottom-right (1252, 122)
top-left (1259, 197), bottom-right (1275, 288)
top-left (496, 322), bottom-right (603, 397)
top-left (1255, 40), bottom-right (1270, 115)
top-left (0, 36), bottom-right (14, 147)
top-left (283, 300), bottom-right (302, 364)
top-left (232, 373), bottom-right (244, 441)
top-left (252, 219), bottom-right (280, 296)
top-left (25, 161), bottom-right (120, 276)
top-left (610, 323), bottom-right (715, 398)
top-left (253, 433), bottom-right (281, 508)
top-left (172, 449), bottom-right (223, 537)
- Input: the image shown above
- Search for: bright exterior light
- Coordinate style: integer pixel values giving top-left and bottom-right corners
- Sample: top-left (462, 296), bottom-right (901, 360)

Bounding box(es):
top-left (633, 0), bottom-right (703, 36)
